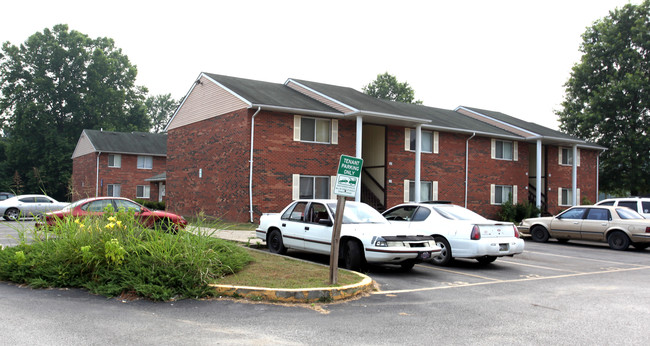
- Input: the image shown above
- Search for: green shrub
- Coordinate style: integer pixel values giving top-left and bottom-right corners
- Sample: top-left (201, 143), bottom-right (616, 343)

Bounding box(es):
top-left (0, 209), bottom-right (252, 301)
top-left (499, 200), bottom-right (541, 223)
top-left (134, 199), bottom-right (165, 210)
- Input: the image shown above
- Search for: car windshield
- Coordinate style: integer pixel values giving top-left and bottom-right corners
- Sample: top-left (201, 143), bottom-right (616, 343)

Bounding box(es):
top-left (616, 207), bottom-right (644, 220)
top-left (62, 199), bottom-right (92, 211)
top-left (432, 205), bottom-right (487, 221)
top-left (327, 202), bottom-right (387, 224)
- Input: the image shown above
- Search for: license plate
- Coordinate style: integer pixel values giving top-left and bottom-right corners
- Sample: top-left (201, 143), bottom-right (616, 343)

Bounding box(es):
top-left (418, 251), bottom-right (431, 260)
top-left (499, 243), bottom-right (509, 251)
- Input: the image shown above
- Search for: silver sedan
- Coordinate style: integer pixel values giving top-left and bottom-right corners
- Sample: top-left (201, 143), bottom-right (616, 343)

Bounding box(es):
top-left (0, 194), bottom-right (69, 221)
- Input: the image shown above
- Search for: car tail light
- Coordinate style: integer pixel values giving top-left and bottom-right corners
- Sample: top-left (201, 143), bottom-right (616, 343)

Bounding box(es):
top-left (646, 227), bottom-right (650, 233)
top-left (513, 225), bottom-right (520, 238)
top-left (471, 225), bottom-right (481, 240)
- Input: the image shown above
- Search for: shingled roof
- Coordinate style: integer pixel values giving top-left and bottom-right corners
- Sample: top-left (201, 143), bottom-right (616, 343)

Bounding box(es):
top-left (71, 130), bottom-right (167, 159)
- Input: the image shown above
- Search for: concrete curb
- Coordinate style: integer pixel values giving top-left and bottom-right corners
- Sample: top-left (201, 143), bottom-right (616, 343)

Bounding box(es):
top-left (210, 271), bottom-right (373, 303)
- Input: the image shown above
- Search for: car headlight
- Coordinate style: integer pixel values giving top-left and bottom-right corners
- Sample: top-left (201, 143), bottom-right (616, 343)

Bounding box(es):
top-left (374, 236), bottom-right (388, 247)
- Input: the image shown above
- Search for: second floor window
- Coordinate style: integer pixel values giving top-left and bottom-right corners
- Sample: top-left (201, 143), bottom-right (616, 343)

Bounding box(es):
top-left (492, 140), bottom-right (515, 160)
top-left (137, 156), bottom-right (153, 169)
top-left (301, 117), bottom-right (330, 143)
top-left (108, 154), bottom-right (121, 168)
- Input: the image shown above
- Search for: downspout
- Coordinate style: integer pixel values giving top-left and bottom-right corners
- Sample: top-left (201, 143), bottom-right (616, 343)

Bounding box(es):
top-left (249, 107), bottom-right (262, 223)
top-left (464, 133), bottom-right (476, 208)
top-left (96, 151), bottom-right (101, 197)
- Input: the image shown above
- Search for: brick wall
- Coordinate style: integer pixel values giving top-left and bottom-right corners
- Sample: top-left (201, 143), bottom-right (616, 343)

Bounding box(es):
top-left (546, 146), bottom-right (599, 215)
top-left (72, 153), bottom-right (166, 202)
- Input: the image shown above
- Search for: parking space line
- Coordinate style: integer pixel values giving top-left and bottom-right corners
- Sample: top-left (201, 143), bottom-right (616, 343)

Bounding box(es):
top-left (415, 264), bottom-right (500, 281)
top-left (524, 250), bottom-right (649, 267)
top-left (499, 260), bottom-right (582, 273)
top-left (374, 265), bottom-right (650, 295)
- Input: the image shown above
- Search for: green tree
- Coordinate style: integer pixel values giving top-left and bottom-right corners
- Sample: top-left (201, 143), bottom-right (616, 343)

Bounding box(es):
top-left (0, 24), bottom-right (150, 200)
top-left (557, 1), bottom-right (650, 196)
top-left (146, 94), bottom-right (179, 133)
top-left (362, 72), bottom-right (423, 104)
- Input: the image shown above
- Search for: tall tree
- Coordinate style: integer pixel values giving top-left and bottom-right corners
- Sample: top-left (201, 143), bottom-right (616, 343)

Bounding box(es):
top-left (146, 94), bottom-right (178, 133)
top-left (362, 72), bottom-right (423, 104)
top-left (557, 1), bottom-right (650, 196)
top-left (0, 24), bottom-right (150, 200)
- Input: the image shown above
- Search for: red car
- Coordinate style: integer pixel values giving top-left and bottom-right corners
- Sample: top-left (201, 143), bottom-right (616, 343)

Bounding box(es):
top-left (41, 197), bottom-right (187, 232)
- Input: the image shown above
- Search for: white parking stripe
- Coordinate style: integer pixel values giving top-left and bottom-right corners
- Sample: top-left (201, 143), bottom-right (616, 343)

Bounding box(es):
top-left (414, 264), bottom-right (500, 281)
top-left (374, 265), bottom-right (650, 295)
top-left (523, 250), bottom-right (649, 267)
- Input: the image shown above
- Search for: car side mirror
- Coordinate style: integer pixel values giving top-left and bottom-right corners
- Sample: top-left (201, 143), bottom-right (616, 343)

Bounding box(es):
top-left (319, 219), bottom-right (333, 227)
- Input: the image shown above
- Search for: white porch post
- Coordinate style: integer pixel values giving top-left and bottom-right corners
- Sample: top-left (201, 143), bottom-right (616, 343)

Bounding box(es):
top-left (572, 144), bottom-right (578, 205)
top-left (355, 115), bottom-right (362, 202)
top-left (536, 139), bottom-right (542, 210)
top-left (415, 124), bottom-right (422, 202)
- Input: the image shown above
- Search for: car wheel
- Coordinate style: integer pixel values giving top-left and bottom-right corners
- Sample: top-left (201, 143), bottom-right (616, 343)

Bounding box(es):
top-left (530, 226), bottom-right (550, 242)
top-left (267, 230), bottom-right (287, 255)
top-left (431, 236), bottom-right (452, 266)
top-left (476, 256), bottom-right (497, 264)
top-left (607, 231), bottom-right (630, 251)
top-left (400, 260), bottom-right (416, 272)
top-left (557, 238), bottom-right (570, 244)
top-left (632, 243), bottom-right (649, 250)
top-left (4, 208), bottom-right (20, 221)
top-left (343, 240), bottom-right (365, 271)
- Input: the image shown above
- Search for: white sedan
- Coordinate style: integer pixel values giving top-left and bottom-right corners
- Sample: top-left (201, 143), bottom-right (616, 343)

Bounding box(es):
top-left (383, 202), bottom-right (524, 265)
top-left (256, 199), bottom-right (441, 271)
top-left (0, 194), bottom-right (69, 221)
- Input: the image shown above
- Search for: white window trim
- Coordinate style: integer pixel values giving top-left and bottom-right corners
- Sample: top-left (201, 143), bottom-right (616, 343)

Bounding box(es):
top-left (137, 155), bottom-right (153, 170)
top-left (404, 179), bottom-right (438, 202)
top-left (108, 154), bottom-right (121, 168)
top-left (107, 184), bottom-right (121, 197)
top-left (558, 187), bottom-right (581, 206)
top-left (490, 184), bottom-right (518, 205)
top-left (292, 174), bottom-right (332, 200)
top-left (559, 147), bottom-right (581, 167)
top-left (136, 185), bottom-right (151, 199)
top-left (490, 139), bottom-right (518, 161)
top-left (293, 115), bottom-right (337, 144)
top-left (405, 129), bottom-right (439, 154)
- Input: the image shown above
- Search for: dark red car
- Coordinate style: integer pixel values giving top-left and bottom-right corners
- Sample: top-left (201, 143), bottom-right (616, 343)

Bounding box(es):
top-left (41, 197), bottom-right (187, 232)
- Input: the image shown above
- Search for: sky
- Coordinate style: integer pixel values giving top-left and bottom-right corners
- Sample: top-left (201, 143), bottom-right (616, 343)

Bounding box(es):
top-left (0, 0), bottom-right (640, 130)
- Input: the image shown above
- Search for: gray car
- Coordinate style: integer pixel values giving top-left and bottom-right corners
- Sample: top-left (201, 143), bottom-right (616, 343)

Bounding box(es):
top-left (0, 194), bottom-right (69, 221)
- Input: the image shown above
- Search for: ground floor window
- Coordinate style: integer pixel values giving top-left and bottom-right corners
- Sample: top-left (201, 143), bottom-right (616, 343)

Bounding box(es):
top-left (107, 184), bottom-right (121, 197)
top-left (404, 180), bottom-right (438, 202)
top-left (559, 187), bottom-right (580, 206)
top-left (136, 185), bottom-right (151, 199)
top-left (299, 176), bottom-right (330, 199)
top-left (491, 184), bottom-right (517, 205)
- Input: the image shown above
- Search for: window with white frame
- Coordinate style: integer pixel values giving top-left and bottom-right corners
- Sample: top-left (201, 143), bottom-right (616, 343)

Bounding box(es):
top-left (107, 184), bottom-right (121, 197)
top-left (491, 184), bottom-right (517, 205)
top-left (405, 129), bottom-right (439, 153)
top-left (292, 175), bottom-right (332, 200)
top-left (559, 187), bottom-right (580, 206)
top-left (559, 147), bottom-right (580, 166)
top-left (404, 180), bottom-right (438, 202)
top-left (137, 156), bottom-right (153, 169)
top-left (293, 115), bottom-right (338, 144)
top-left (136, 185), bottom-right (150, 199)
top-left (491, 139), bottom-right (517, 161)
top-left (108, 154), bottom-right (121, 168)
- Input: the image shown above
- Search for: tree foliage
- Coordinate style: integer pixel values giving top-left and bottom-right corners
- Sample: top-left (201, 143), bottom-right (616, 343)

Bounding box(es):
top-left (0, 24), bottom-right (150, 200)
top-left (557, 1), bottom-right (650, 195)
top-left (146, 94), bottom-right (178, 133)
top-left (362, 72), bottom-right (423, 104)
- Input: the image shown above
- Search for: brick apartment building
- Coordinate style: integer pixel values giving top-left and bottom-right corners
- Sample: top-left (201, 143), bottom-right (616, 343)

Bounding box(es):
top-left (161, 73), bottom-right (604, 223)
top-left (71, 130), bottom-right (167, 202)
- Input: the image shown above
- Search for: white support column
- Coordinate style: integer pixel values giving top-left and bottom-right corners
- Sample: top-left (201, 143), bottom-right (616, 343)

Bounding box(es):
top-left (414, 124), bottom-right (422, 202)
top-left (536, 139), bottom-right (542, 210)
top-left (572, 144), bottom-right (578, 205)
top-left (355, 115), bottom-right (363, 202)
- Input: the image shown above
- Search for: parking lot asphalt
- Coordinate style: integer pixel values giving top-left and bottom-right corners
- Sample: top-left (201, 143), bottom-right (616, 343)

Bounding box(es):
top-left (2, 220), bottom-right (650, 344)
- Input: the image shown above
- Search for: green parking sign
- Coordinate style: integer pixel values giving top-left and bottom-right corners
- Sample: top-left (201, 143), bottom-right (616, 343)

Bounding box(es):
top-left (334, 155), bottom-right (363, 197)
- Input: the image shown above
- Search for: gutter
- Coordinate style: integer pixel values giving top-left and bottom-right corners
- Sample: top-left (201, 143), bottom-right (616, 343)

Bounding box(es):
top-left (465, 133), bottom-right (476, 208)
top-left (249, 107), bottom-right (262, 223)
top-left (96, 151), bottom-right (101, 197)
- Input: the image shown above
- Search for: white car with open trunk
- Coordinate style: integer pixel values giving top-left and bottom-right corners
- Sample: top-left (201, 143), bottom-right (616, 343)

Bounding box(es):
top-left (256, 199), bottom-right (441, 271)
